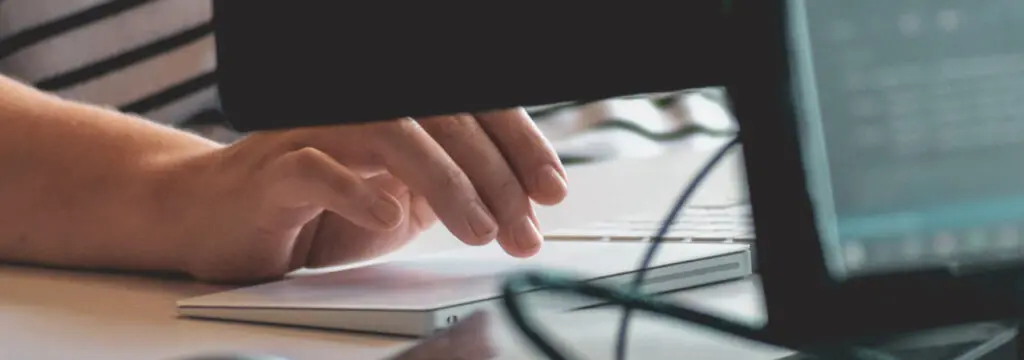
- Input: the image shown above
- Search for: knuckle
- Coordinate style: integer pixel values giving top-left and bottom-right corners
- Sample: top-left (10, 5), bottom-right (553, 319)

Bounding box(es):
top-left (285, 147), bottom-right (325, 175)
top-left (424, 114), bottom-right (478, 140)
top-left (479, 110), bottom-right (534, 140)
top-left (287, 148), bottom-right (364, 196)
top-left (374, 117), bottom-right (422, 137)
top-left (483, 177), bottom-right (529, 222)
top-left (495, 176), bottom-right (523, 197)
top-left (440, 167), bottom-right (469, 193)
top-left (291, 146), bottom-right (323, 163)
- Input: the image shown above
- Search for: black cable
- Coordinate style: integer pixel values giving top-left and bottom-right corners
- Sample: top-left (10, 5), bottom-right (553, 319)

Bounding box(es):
top-left (555, 123), bottom-right (736, 166)
top-left (590, 118), bottom-right (736, 142)
top-left (614, 135), bottom-right (741, 359)
top-left (501, 271), bottom-right (899, 360)
top-left (526, 90), bottom-right (709, 120)
top-left (498, 135), bottom-right (901, 360)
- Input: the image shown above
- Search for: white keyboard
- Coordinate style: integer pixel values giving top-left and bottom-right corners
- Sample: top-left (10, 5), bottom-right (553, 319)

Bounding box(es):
top-left (544, 203), bottom-right (754, 244)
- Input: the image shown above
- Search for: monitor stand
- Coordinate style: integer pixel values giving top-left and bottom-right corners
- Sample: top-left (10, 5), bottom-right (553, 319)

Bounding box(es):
top-left (777, 322), bottom-right (1019, 360)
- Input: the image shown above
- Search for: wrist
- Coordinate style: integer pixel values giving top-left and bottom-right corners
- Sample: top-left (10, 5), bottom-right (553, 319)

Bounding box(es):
top-left (78, 105), bottom-right (230, 275)
top-left (141, 145), bottom-right (230, 276)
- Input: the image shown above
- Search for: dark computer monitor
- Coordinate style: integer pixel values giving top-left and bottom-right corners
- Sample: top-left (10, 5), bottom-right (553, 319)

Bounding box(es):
top-left (729, 0), bottom-right (1024, 346)
top-left (209, 2), bottom-right (729, 131)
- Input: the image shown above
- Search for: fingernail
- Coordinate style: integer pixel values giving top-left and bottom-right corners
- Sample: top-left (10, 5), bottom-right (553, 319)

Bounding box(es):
top-left (535, 165), bottom-right (568, 197)
top-left (512, 217), bottom-right (542, 252)
top-left (370, 197), bottom-right (402, 227)
top-left (467, 202), bottom-right (498, 240)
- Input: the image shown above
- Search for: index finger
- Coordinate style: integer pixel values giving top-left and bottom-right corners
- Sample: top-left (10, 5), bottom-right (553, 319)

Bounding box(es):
top-left (370, 118), bottom-right (500, 247)
top-left (474, 108), bottom-right (568, 205)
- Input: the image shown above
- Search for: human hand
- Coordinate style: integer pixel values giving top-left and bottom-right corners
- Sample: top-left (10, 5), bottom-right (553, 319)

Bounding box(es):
top-left (162, 108), bottom-right (567, 282)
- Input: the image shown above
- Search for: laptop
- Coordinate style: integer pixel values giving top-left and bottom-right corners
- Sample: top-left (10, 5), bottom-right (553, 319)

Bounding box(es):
top-left (177, 241), bottom-right (752, 337)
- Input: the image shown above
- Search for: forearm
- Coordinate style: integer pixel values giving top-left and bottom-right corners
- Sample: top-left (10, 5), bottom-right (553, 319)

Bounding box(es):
top-left (0, 75), bottom-right (222, 272)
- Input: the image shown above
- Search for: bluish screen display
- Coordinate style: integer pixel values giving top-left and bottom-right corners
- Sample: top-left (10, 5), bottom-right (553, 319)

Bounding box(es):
top-left (790, 0), bottom-right (1024, 277)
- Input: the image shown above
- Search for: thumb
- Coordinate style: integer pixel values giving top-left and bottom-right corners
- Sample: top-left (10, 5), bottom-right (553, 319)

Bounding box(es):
top-left (266, 147), bottom-right (404, 230)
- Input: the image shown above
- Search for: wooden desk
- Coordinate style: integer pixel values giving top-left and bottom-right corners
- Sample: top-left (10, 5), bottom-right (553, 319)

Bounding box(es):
top-left (0, 137), bottom-right (752, 360)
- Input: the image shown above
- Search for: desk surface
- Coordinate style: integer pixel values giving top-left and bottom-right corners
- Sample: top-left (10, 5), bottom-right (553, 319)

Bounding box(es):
top-left (392, 278), bottom-right (791, 360)
top-left (0, 137), bottom-right (756, 360)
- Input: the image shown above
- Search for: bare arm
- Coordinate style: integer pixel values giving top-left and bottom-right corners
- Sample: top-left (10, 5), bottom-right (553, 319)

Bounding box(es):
top-left (0, 74), bottom-right (220, 273)
top-left (0, 66), bottom-right (567, 282)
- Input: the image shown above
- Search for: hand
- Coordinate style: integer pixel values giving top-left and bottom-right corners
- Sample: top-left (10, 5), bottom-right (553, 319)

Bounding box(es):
top-left (164, 108), bottom-right (567, 282)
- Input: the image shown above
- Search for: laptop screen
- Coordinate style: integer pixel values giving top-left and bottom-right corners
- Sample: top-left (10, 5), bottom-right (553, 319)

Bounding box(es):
top-left (787, 0), bottom-right (1024, 279)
